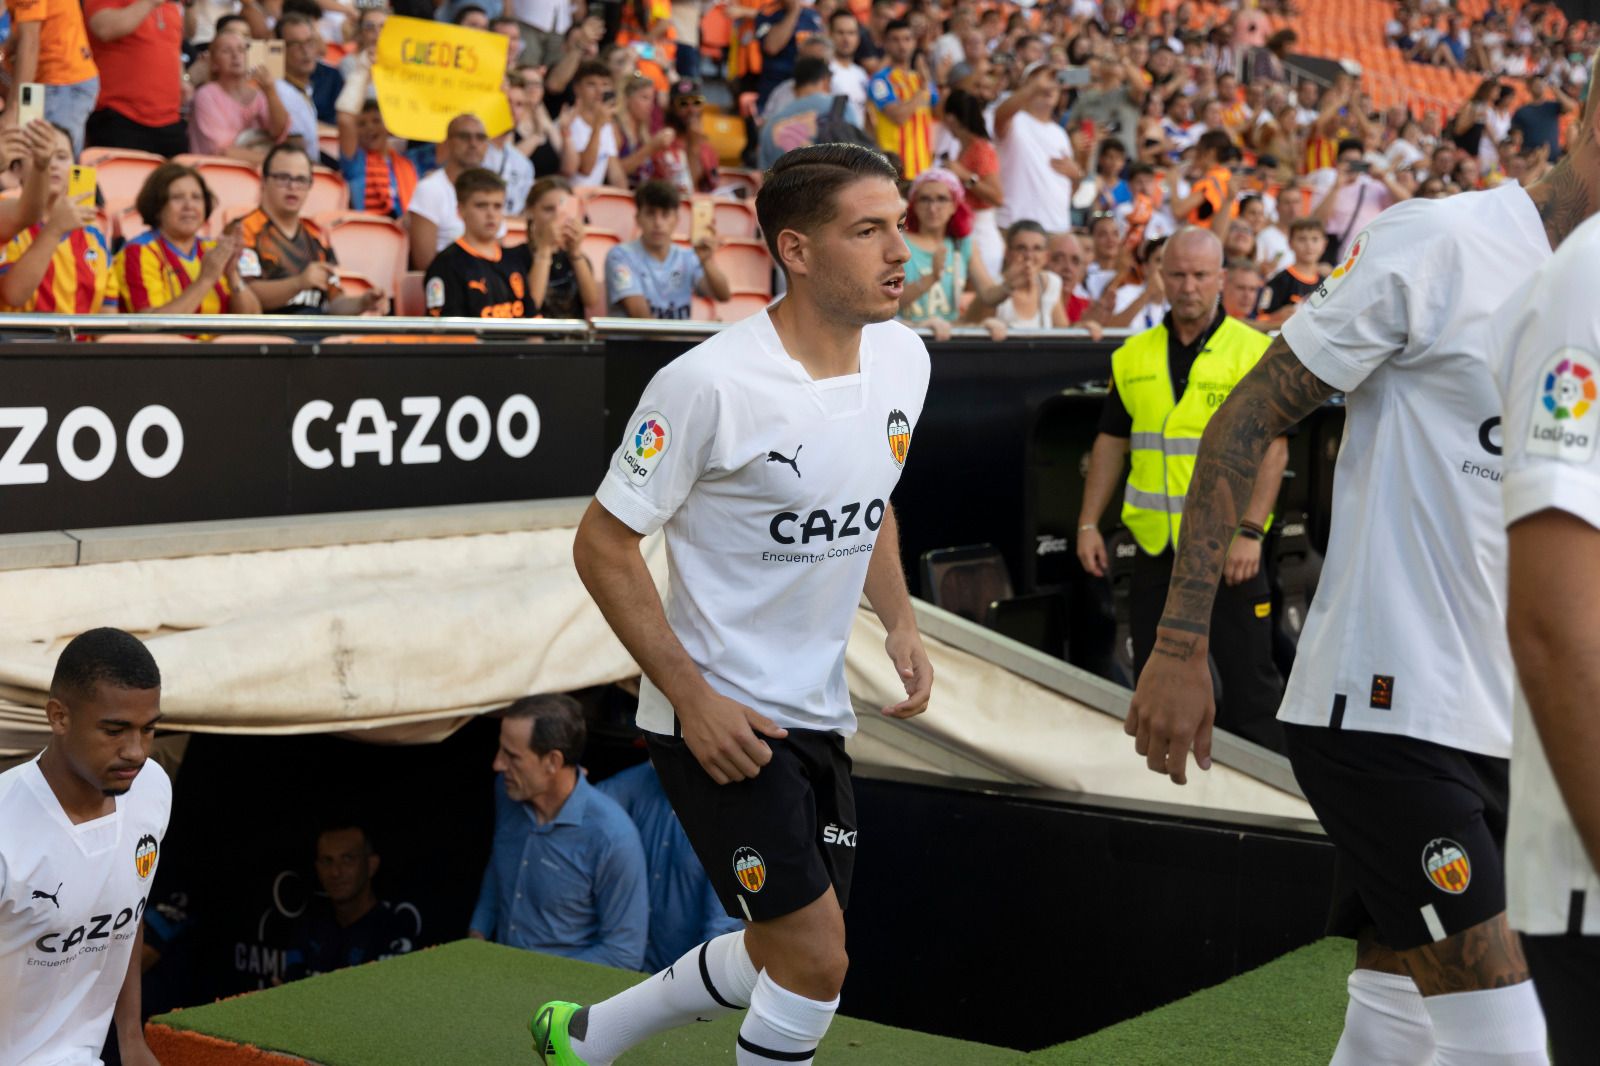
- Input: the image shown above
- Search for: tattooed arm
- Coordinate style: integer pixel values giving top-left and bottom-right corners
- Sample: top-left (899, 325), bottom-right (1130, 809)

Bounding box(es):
top-left (1126, 336), bottom-right (1338, 783)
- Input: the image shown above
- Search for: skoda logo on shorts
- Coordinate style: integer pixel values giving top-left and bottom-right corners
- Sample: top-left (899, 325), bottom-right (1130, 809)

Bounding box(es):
top-left (733, 847), bottom-right (767, 894)
top-left (1421, 837), bottom-right (1471, 895)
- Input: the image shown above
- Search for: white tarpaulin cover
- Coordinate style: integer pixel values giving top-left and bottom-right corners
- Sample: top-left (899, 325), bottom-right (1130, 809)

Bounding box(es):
top-left (0, 526), bottom-right (1312, 820)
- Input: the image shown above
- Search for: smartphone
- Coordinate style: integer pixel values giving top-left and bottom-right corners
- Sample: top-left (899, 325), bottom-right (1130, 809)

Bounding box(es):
top-left (691, 199), bottom-right (714, 244)
top-left (1347, 160), bottom-right (1371, 174)
top-left (68, 165), bottom-right (96, 203)
top-left (1058, 66), bottom-right (1091, 87)
top-left (555, 192), bottom-right (581, 228)
top-left (16, 83), bottom-right (44, 129)
top-left (248, 40), bottom-right (285, 80)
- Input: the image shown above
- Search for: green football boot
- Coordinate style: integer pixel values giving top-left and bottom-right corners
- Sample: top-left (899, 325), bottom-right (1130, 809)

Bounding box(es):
top-left (530, 1000), bottom-right (589, 1065)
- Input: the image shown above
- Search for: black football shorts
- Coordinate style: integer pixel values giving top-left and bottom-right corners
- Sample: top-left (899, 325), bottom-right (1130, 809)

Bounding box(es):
top-left (1285, 722), bottom-right (1509, 952)
top-left (647, 727), bottom-right (857, 923)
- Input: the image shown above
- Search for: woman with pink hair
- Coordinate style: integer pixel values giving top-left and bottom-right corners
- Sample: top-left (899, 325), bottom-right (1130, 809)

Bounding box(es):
top-left (896, 168), bottom-right (1012, 340)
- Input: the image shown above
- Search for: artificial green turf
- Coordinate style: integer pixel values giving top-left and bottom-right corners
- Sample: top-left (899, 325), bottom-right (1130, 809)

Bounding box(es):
top-left (1031, 937), bottom-right (1353, 1066)
top-left (153, 939), bottom-right (1022, 1065)
top-left (154, 937), bottom-right (1354, 1065)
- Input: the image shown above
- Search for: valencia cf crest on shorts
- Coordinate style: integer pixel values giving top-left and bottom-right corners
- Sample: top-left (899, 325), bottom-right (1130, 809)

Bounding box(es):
top-left (733, 846), bottom-right (767, 894)
top-left (1421, 837), bottom-right (1470, 895)
top-left (886, 409), bottom-right (911, 467)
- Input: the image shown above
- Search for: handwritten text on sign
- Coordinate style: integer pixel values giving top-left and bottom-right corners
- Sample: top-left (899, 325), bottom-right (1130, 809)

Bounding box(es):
top-left (373, 16), bottom-right (513, 143)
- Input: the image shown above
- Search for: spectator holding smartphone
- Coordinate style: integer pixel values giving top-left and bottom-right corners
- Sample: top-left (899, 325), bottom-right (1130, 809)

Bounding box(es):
top-left (1309, 138), bottom-right (1409, 261)
top-left (560, 60), bottom-right (625, 188)
top-left (0, 123), bottom-right (105, 313)
top-left (9, 0), bottom-right (101, 157)
top-left (189, 30), bottom-right (289, 164)
top-left (604, 180), bottom-right (730, 319)
top-left (523, 175), bottom-right (601, 319)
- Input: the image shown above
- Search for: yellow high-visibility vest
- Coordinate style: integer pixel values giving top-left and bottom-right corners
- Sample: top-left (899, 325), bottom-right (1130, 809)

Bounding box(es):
top-left (1111, 314), bottom-right (1273, 556)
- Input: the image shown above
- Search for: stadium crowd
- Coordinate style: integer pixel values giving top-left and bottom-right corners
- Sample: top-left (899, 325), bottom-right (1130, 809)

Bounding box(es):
top-left (0, 0), bottom-right (1587, 327)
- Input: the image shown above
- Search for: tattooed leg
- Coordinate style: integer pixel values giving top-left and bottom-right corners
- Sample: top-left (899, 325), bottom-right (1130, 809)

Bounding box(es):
top-left (1399, 912), bottom-right (1532, 995)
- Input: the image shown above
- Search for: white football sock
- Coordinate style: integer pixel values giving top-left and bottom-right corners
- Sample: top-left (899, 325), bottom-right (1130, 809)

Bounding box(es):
top-left (568, 930), bottom-right (758, 1065)
top-left (1422, 982), bottom-right (1550, 1066)
top-left (736, 970), bottom-right (838, 1065)
top-left (1328, 968), bottom-right (1436, 1066)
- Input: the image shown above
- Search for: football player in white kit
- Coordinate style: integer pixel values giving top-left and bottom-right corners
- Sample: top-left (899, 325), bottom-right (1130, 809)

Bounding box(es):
top-left (1496, 213), bottom-right (1600, 1064)
top-left (535, 143), bottom-right (934, 1065)
top-left (1124, 71), bottom-right (1600, 1066)
top-left (0, 628), bottom-right (170, 1066)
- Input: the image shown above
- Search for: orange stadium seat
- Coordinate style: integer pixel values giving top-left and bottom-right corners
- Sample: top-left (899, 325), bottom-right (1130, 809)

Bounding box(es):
top-left (503, 218), bottom-right (528, 248)
top-left (306, 166), bottom-right (349, 218)
top-left (580, 229), bottom-right (623, 275)
top-left (81, 148), bottom-right (163, 216)
top-left (326, 213), bottom-right (408, 302)
top-left (701, 196), bottom-right (758, 239)
top-left (691, 294), bottom-right (718, 321)
top-left (398, 271), bottom-right (426, 317)
top-left (334, 269), bottom-right (378, 302)
top-left (581, 188), bottom-right (639, 236)
top-left (717, 168), bottom-right (762, 198)
top-left (714, 238), bottom-right (773, 296)
top-left (176, 156), bottom-right (262, 216)
top-left (715, 292), bottom-right (771, 323)
top-left (114, 206), bottom-right (150, 243)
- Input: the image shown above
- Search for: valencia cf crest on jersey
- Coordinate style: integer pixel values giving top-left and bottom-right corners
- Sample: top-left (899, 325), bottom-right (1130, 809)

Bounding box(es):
top-left (886, 409), bottom-right (911, 467)
top-left (134, 834), bottom-right (158, 880)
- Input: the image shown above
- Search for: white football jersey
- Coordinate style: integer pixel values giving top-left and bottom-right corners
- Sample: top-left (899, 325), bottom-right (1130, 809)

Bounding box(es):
top-left (1493, 212), bottom-right (1600, 935)
top-left (0, 758), bottom-right (171, 1066)
top-left (596, 307), bottom-right (932, 737)
top-left (1276, 182), bottom-right (1551, 756)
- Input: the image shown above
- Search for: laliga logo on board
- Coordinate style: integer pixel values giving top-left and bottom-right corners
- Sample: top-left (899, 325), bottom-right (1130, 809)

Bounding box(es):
top-left (733, 847), bottom-right (767, 894)
top-left (1421, 837), bottom-right (1471, 895)
top-left (134, 834), bottom-right (158, 880)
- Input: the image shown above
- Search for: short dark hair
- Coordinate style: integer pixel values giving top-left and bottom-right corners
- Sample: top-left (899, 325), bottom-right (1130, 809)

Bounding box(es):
top-left (793, 56), bottom-right (830, 88)
top-left (884, 17), bottom-right (912, 36)
top-left (1005, 218), bottom-right (1047, 246)
top-left (635, 178), bottom-right (681, 214)
top-left (281, 0), bottom-right (321, 21)
top-left (1195, 129), bottom-right (1235, 162)
top-left (1238, 194), bottom-right (1263, 213)
top-left (574, 59), bottom-right (612, 85)
top-left (454, 166), bottom-right (506, 201)
top-left (1225, 257), bottom-right (1262, 276)
top-left (527, 174), bottom-right (572, 212)
top-left (1337, 137), bottom-right (1364, 158)
top-left (361, 98), bottom-right (383, 115)
top-left (317, 817), bottom-right (377, 856)
top-left (213, 13), bottom-right (248, 37)
top-left (756, 142), bottom-right (897, 262)
top-left (452, 4), bottom-right (486, 23)
top-left (276, 10), bottom-right (316, 37)
top-left (137, 163), bottom-right (216, 228)
top-left (1288, 217), bottom-right (1326, 237)
top-left (504, 693), bottom-right (586, 766)
top-left (261, 142), bottom-right (311, 178)
top-left (50, 628), bottom-right (160, 703)
top-left (828, 8), bottom-right (857, 28)
top-left (1127, 162), bottom-right (1156, 180)
top-left (943, 89), bottom-right (989, 140)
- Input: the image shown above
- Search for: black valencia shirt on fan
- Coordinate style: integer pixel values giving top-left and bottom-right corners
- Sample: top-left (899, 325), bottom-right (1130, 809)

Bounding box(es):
top-left (425, 239), bottom-right (533, 318)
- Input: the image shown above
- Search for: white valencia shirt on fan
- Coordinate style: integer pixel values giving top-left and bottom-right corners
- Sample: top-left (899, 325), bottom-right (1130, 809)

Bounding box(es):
top-left (1276, 181), bottom-right (1552, 757)
top-left (1492, 211), bottom-right (1600, 936)
top-left (595, 307), bottom-right (931, 739)
top-left (0, 757), bottom-right (171, 1066)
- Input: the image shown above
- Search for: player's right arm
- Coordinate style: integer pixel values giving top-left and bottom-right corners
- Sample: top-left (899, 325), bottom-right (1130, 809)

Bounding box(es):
top-left (1126, 338), bottom-right (1337, 782)
top-left (573, 502), bottom-right (788, 784)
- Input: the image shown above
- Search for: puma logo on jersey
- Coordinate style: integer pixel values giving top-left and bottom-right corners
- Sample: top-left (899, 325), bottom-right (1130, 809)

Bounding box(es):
top-left (766, 446), bottom-right (802, 478)
top-left (31, 882), bottom-right (61, 908)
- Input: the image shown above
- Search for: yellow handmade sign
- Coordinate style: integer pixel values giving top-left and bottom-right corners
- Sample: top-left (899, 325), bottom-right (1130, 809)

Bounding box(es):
top-left (372, 16), bottom-right (512, 143)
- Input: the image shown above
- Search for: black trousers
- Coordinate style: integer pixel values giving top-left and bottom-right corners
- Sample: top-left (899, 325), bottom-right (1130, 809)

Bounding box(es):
top-left (85, 108), bottom-right (188, 159)
top-left (1524, 934), bottom-right (1600, 1064)
top-left (1130, 547), bottom-right (1286, 752)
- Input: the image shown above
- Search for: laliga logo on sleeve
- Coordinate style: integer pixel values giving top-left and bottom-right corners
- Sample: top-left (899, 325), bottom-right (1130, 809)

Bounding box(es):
top-left (1307, 230), bottom-right (1367, 308)
top-left (1528, 349), bottom-right (1600, 462)
top-left (620, 412), bottom-right (670, 484)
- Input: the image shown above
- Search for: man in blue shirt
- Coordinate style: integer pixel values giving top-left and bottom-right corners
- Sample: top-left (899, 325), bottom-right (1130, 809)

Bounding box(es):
top-left (604, 180), bottom-right (732, 319)
top-left (596, 761), bottom-right (741, 973)
top-left (755, 0), bottom-right (823, 108)
top-left (468, 694), bottom-right (649, 971)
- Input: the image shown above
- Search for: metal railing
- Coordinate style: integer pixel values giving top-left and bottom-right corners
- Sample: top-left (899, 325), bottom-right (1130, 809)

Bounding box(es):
top-left (0, 312), bottom-right (1131, 343)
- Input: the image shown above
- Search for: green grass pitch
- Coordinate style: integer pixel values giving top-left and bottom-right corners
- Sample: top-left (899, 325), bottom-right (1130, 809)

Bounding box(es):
top-left (152, 937), bottom-right (1353, 1064)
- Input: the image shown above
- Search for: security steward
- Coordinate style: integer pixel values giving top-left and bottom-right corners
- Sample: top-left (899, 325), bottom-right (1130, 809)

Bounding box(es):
top-left (1075, 226), bottom-right (1287, 751)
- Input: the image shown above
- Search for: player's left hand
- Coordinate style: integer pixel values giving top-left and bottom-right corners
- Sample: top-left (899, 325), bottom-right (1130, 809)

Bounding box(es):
top-left (1223, 535), bottom-right (1262, 586)
top-left (882, 627), bottom-right (933, 719)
